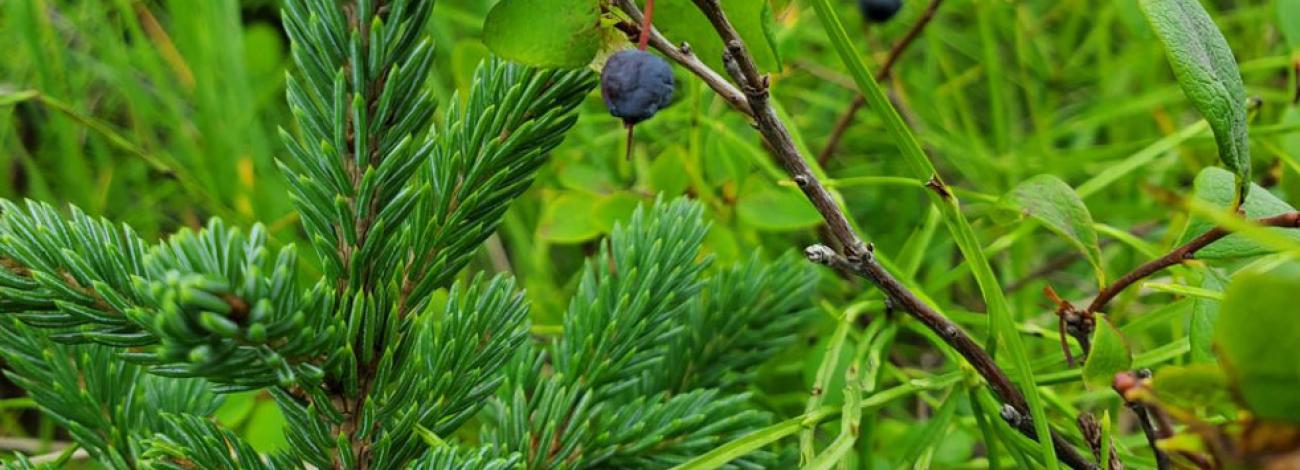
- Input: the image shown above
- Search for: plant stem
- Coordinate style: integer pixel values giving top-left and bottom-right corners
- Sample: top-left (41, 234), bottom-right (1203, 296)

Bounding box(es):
top-left (673, 0), bottom-right (1090, 467)
top-left (804, 0), bottom-right (1067, 466)
top-left (1086, 212), bottom-right (1300, 315)
top-left (637, 0), bottom-right (654, 51)
top-left (816, 0), bottom-right (945, 164)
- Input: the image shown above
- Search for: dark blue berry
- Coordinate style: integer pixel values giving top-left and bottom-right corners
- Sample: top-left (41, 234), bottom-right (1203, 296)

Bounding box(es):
top-left (858, 0), bottom-right (902, 22)
top-left (601, 50), bottom-right (675, 125)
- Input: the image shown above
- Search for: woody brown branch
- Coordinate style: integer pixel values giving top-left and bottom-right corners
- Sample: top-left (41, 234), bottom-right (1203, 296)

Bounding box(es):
top-left (684, 0), bottom-right (1095, 467)
top-left (1086, 211), bottom-right (1300, 316)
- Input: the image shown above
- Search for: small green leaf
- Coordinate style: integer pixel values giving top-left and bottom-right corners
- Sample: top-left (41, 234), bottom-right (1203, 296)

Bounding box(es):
top-left (539, 192), bottom-right (604, 243)
top-left (654, 0), bottom-right (781, 73)
top-left (1279, 0), bottom-right (1300, 49)
top-left (1180, 167), bottom-right (1300, 259)
top-left (539, 192), bottom-right (643, 243)
top-left (1215, 263), bottom-right (1300, 423)
top-left (593, 192), bottom-right (643, 233)
top-left (1141, 0), bottom-right (1251, 202)
top-left (648, 146), bottom-right (691, 196)
top-left (1082, 315), bottom-right (1132, 389)
top-left (483, 0), bottom-right (602, 68)
top-left (1007, 175), bottom-right (1106, 286)
top-left (737, 177), bottom-right (821, 232)
top-left (1151, 363), bottom-right (1230, 410)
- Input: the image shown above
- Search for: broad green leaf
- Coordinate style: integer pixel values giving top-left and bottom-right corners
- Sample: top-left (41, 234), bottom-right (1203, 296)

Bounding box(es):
top-left (1180, 167), bottom-right (1300, 259)
top-left (654, 0), bottom-right (781, 73)
top-left (1215, 264), bottom-right (1300, 423)
top-left (483, 0), bottom-right (601, 68)
top-left (1189, 272), bottom-right (1225, 364)
top-left (1151, 363), bottom-right (1230, 410)
top-left (648, 146), bottom-right (691, 196)
top-left (1280, 0), bottom-right (1300, 49)
top-left (539, 192), bottom-right (604, 243)
top-left (1082, 315), bottom-right (1132, 389)
top-left (593, 192), bottom-right (643, 233)
top-left (737, 177), bottom-right (821, 232)
top-left (1007, 175), bottom-right (1106, 286)
top-left (703, 134), bottom-right (752, 187)
top-left (539, 191), bottom-right (644, 243)
top-left (1141, 0), bottom-right (1251, 201)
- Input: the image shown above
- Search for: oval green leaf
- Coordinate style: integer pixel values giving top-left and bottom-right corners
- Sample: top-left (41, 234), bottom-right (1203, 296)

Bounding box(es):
top-left (1007, 174), bottom-right (1106, 287)
top-left (1082, 315), bottom-right (1132, 389)
top-left (1180, 167), bottom-right (1300, 259)
top-left (1215, 263), bottom-right (1300, 423)
top-left (1151, 363), bottom-right (1230, 411)
top-left (1140, 0), bottom-right (1251, 202)
top-left (483, 0), bottom-right (602, 68)
top-left (737, 177), bottom-right (821, 232)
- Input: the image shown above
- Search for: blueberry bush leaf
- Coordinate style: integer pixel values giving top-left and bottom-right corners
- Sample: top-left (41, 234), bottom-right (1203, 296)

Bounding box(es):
top-left (654, 0), bottom-right (781, 73)
top-left (1151, 363), bottom-right (1231, 411)
top-left (1082, 315), bottom-right (1132, 389)
top-left (1214, 264), bottom-right (1300, 424)
top-left (1007, 174), bottom-right (1105, 287)
top-left (1140, 0), bottom-right (1251, 202)
top-left (483, 0), bottom-right (602, 68)
top-left (1179, 167), bottom-right (1300, 259)
top-left (737, 177), bottom-right (821, 232)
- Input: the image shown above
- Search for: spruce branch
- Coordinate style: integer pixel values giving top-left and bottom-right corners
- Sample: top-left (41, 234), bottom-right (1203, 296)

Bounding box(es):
top-left (550, 199), bottom-right (710, 392)
top-left (659, 252), bottom-right (817, 393)
top-left (482, 200), bottom-right (798, 470)
top-left (140, 413), bottom-right (283, 470)
top-left (408, 446), bottom-right (522, 470)
top-left (397, 61), bottom-right (595, 313)
top-left (275, 1), bottom-right (592, 467)
top-left (0, 319), bottom-right (219, 468)
top-left (0, 200), bottom-right (336, 391)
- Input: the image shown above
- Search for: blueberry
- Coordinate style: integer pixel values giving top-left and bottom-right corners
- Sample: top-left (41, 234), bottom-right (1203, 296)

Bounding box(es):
top-left (601, 50), bottom-right (675, 125)
top-left (858, 0), bottom-right (902, 22)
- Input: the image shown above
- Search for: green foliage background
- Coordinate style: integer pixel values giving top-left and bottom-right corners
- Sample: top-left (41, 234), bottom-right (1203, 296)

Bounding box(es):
top-left (1, 0), bottom-right (1299, 467)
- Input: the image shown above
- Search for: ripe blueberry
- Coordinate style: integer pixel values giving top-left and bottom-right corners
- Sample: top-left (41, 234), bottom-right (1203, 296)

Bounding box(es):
top-left (858, 0), bottom-right (902, 23)
top-left (600, 49), bottom-right (675, 125)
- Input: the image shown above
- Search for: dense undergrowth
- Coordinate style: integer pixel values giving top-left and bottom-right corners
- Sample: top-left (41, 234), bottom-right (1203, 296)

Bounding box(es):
top-left (0, 0), bottom-right (1298, 468)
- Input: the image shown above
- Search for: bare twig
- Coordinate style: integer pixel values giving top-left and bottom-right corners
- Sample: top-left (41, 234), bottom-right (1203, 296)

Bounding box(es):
top-left (1115, 370), bottom-right (1171, 470)
top-left (675, 0), bottom-right (1094, 467)
top-left (809, 247), bottom-right (1093, 468)
top-left (816, 0), bottom-right (944, 164)
top-left (613, 0), bottom-right (753, 117)
top-left (1086, 212), bottom-right (1300, 315)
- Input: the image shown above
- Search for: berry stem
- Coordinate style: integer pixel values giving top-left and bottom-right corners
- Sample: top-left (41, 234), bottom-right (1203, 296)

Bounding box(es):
top-left (637, 0), bottom-right (655, 51)
top-left (624, 122), bottom-right (636, 160)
